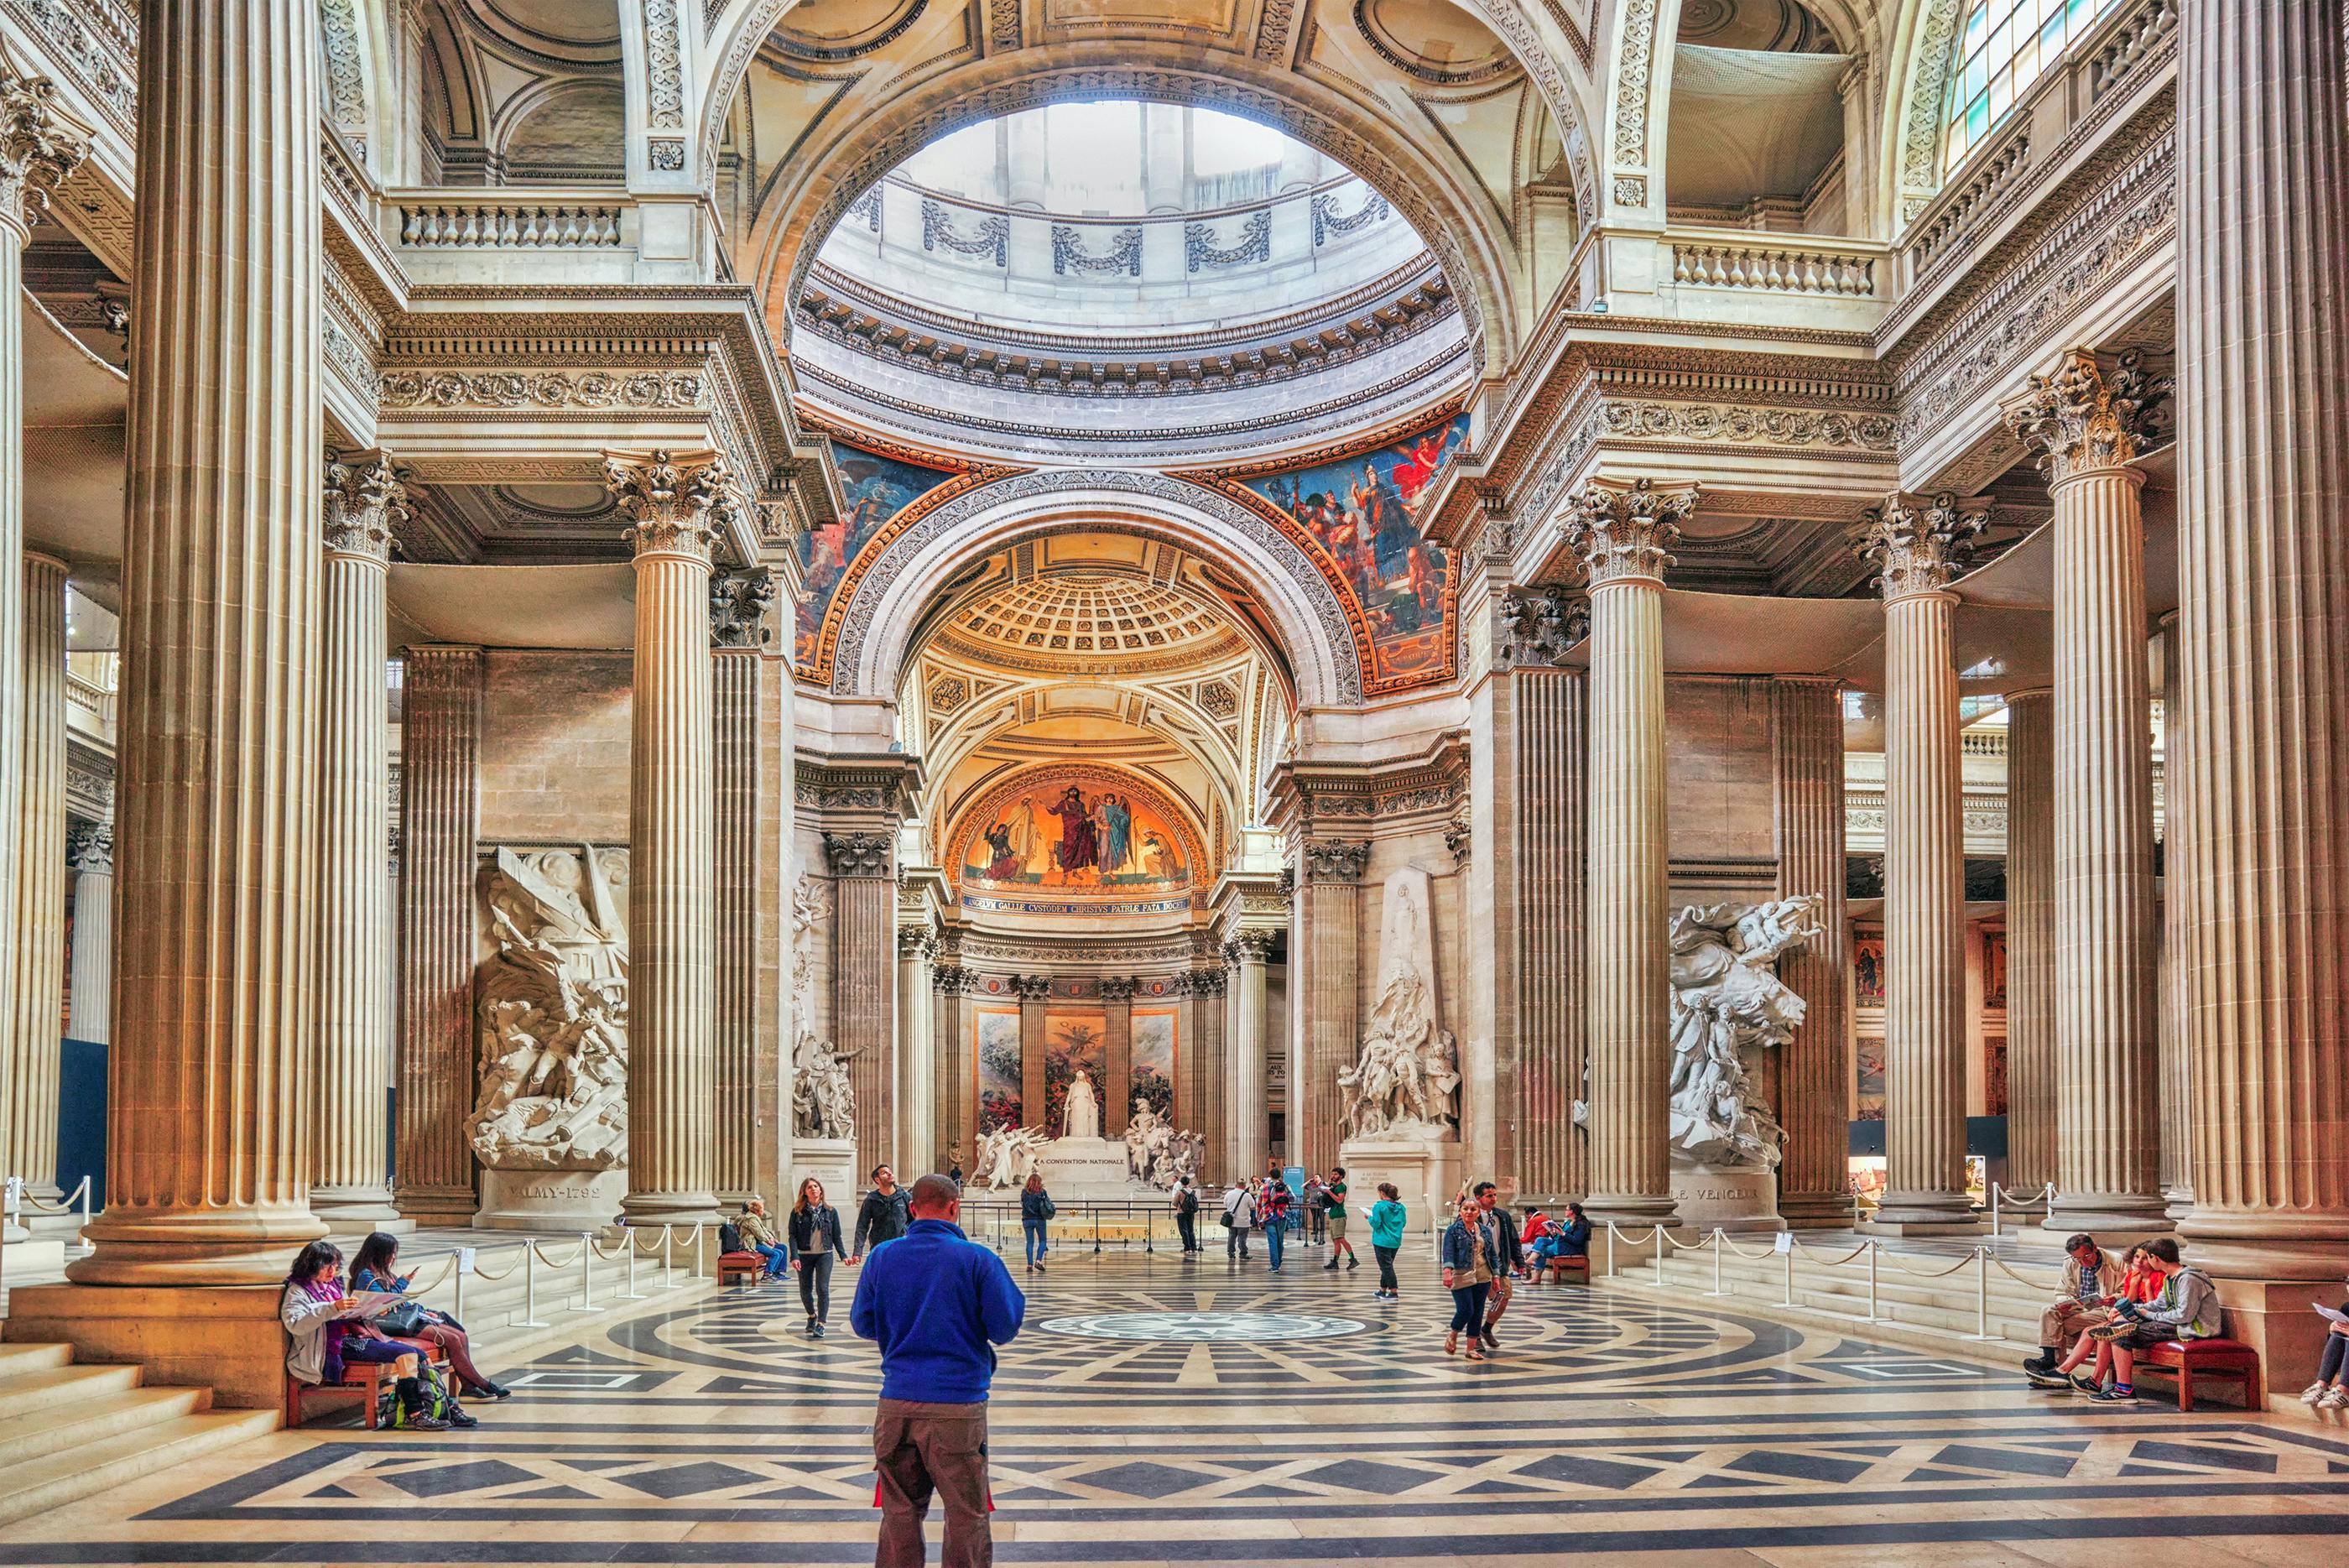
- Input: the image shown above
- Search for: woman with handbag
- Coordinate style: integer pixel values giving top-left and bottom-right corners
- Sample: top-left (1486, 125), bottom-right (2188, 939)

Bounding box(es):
top-left (1021, 1172), bottom-right (1055, 1272)
top-left (350, 1232), bottom-right (510, 1400)
top-left (788, 1177), bottom-right (848, 1337)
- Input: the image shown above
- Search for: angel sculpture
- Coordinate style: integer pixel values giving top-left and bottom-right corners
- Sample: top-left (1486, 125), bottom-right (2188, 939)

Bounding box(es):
top-left (973, 1124), bottom-right (1051, 1190)
top-left (1664, 895), bottom-right (1825, 1169)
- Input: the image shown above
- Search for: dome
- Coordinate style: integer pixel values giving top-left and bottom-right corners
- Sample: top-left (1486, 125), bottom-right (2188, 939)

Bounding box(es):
top-left (932, 571), bottom-right (1244, 674)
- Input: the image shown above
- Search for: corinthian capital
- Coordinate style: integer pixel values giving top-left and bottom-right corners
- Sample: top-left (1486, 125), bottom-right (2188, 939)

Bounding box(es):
top-left (0, 73), bottom-right (89, 243)
top-left (603, 448), bottom-right (734, 560)
top-left (323, 448), bottom-right (407, 563)
top-left (1857, 491), bottom-right (1992, 600)
top-left (709, 566), bottom-right (777, 649)
top-left (2003, 347), bottom-right (2169, 484)
top-left (820, 831), bottom-right (893, 878)
top-left (1561, 477), bottom-right (1695, 586)
top-left (1300, 839), bottom-right (1371, 884)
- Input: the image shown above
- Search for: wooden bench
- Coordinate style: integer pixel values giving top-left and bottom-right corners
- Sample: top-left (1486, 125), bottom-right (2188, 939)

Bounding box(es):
top-left (1542, 1254), bottom-right (1591, 1283)
top-left (2133, 1337), bottom-right (2264, 1412)
top-left (716, 1250), bottom-right (765, 1287)
top-left (287, 1351), bottom-right (451, 1431)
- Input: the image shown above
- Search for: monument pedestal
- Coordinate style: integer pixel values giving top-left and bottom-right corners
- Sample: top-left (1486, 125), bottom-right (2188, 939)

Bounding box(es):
top-left (1669, 1161), bottom-right (1783, 1233)
top-left (1035, 1138), bottom-right (1151, 1201)
top-left (1338, 1133), bottom-right (1463, 1234)
top-left (475, 1167), bottom-right (628, 1232)
top-left (789, 1137), bottom-right (858, 1209)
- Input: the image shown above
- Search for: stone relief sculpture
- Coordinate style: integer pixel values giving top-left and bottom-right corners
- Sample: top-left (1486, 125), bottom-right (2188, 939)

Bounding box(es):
top-left (1340, 865), bottom-right (1461, 1138)
top-left (1123, 1101), bottom-right (1206, 1190)
top-left (468, 846), bottom-right (630, 1171)
top-left (973, 1124), bottom-right (1051, 1190)
top-left (792, 1029), bottom-right (862, 1143)
top-left (1664, 897), bottom-right (1825, 1169)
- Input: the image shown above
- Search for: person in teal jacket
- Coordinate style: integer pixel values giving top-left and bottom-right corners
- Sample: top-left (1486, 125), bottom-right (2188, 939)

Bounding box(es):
top-left (1367, 1182), bottom-right (1408, 1300)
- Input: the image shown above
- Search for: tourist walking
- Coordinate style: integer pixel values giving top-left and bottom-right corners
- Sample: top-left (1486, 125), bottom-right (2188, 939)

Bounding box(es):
top-left (789, 1177), bottom-right (848, 1337)
top-left (1223, 1180), bottom-right (1257, 1261)
top-left (1259, 1177), bottom-right (1293, 1272)
top-left (1302, 1174), bottom-right (1328, 1245)
top-left (1441, 1196), bottom-right (1496, 1362)
top-left (1020, 1172), bottom-right (1055, 1271)
top-left (850, 1174), bottom-right (1026, 1568)
top-left (852, 1165), bottom-right (912, 1262)
top-left (1368, 1182), bottom-right (1406, 1300)
top-left (1320, 1166), bottom-right (1358, 1271)
top-left (1474, 1182), bottom-right (1523, 1347)
top-left (1172, 1175), bottom-right (1200, 1253)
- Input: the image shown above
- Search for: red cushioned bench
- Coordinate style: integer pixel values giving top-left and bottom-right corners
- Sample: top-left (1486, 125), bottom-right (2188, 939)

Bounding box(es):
top-left (716, 1250), bottom-right (764, 1287)
top-left (2134, 1337), bottom-right (2264, 1413)
top-left (287, 1350), bottom-right (452, 1430)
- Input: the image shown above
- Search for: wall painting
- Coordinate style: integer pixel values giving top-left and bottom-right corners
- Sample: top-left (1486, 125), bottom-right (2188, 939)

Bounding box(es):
top-left (951, 765), bottom-right (1205, 919)
top-left (974, 1006), bottom-right (1023, 1131)
top-left (1043, 1011), bottom-right (1106, 1138)
top-left (1132, 1008), bottom-right (1177, 1123)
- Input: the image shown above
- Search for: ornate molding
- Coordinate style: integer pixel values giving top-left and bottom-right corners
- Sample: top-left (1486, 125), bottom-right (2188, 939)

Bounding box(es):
top-left (1896, 0), bottom-right (1969, 218)
top-left (322, 448), bottom-right (406, 564)
top-left (1562, 477), bottom-right (1695, 586)
top-left (821, 831), bottom-right (894, 878)
top-left (1610, 0), bottom-right (1664, 171)
top-left (0, 68), bottom-right (89, 242)
top-left (605, 449), bottom-right (733, 560)
top-left (1494, 584), bottom-right (1588, 669)
top-left (2003, 346), bottom-right (2169, 484)
top-left (1300, 839), bottom-right (1372, 884)
top-left (1, 3), bottom-right (133, 134)
top-left (1857, 491), bottom-right (1992, 600)
top-left (643, 0), bottom-right (685, 128)
top-left (318, 0), bottom-right (370, 148)
top-left (379, 369), bottom-right (709, 412)
top-left (709, 566), bottom-right (777, 649)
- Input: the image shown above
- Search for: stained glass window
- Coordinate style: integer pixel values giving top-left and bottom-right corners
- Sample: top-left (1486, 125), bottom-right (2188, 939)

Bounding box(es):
top-left (1944, 0), bottom-right (2119, 175)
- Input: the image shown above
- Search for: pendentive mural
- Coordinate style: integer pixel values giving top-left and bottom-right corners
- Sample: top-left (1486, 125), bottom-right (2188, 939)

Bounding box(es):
top-left (948, 764), bottom-right (1205, 918)
top-left (794, 435), bottom-right (996, 680)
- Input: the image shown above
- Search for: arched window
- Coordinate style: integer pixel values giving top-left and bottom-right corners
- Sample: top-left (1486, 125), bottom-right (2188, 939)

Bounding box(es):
top-left (1944, 0), bottom-right (2120, 174)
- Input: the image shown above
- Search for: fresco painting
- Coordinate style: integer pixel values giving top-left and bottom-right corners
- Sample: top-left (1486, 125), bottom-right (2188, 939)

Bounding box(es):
top-left (797, 444), bottom-right (961, 668)
top-left (954, 767), bottom-right (1200, 919)
top-left (975, 1007), bottom-right (1023, 1131)
top-left (1131, 1009), bottom-right (1177, 1123)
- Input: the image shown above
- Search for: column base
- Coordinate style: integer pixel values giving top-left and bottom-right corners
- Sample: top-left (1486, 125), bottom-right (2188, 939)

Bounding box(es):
top-left (1777, 1191), bottom-right (1858, 1230)
top-left (310, 1185), bottom-right (411, 1236)
top-left (1862, 1191), bottom-right (1982, 1236)
top-left (393, 1185), bottom-right (481, 1227)
top-left (2163, 1185), bottom-right (2196, 1223)
top-left (3, 1283), bottom-right (290, 1408)
top-left (1584, 1193), bottom-right (1681, 1232)
top-left (620, 1189), bottom-right (723, 1228)
top-left (2044, 1195), bottom-right (2173, 1235)
top-left (65, 1207), bottom-right (328, 1285)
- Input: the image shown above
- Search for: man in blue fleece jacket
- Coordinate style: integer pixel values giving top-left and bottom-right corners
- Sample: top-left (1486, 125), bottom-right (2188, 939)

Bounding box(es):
top-left (850, 1172), bottom-right (1025, 1567)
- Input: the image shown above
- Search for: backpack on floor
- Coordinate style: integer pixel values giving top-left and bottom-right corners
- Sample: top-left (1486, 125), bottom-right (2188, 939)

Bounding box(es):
top-left (383, 1361), bottom-right (462, 1429)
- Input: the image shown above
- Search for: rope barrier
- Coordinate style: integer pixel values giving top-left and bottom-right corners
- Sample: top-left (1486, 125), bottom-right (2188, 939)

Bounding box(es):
top-left (1875, 1248), bottom-right (1982, 1280)
top-left (1990, 1254), bottom-right (2065, 1290)
top-left (1788, 1239), bottom-right (1872, 1268)
top-left (532, 1240), bottom-right (586, 1269)
top-left (1716, 1232), bottom-right (1780, 1260)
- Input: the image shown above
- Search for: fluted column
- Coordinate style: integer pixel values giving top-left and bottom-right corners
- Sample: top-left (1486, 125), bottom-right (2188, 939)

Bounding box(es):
top-left (606, 450), bottom-right (727, 1225)
top-left (1014, 972), bottom-right (1050, 1134)
top-left (1566, 478), bottom-right (1692, 1227)
top-left (828, 831), bottom-right (898, 1173)
top-left (4, 553), bottom-right (68, 1206)
top-left (74, 0), bottom-right (328, 1283)
top-left (65, 825), bottom-right (112, 1046)
top-left (1190, 965), bottom-right (1227, 1180)
top-left (711, 565), bottom-right (776, 1208)
top-left (1102, 976), bottom-right (1137, 1137)
top-left (1292, 841), bottom-right (1366, 1174)
top-left (393, 647), bottom-right (482, 1223)
top-left (310, 453), bottom-right (400, 1225)
top-left (1227, 932), bottom-right (1273, 1180)
top-left (2007, 349), bottom-right (2170, 1232)
top-left (2003, 689), bottom-right (2057, 1194)
top-left (934, 965), bottom-right (971, 1169)
top-left (2152, 612), bottom-right (2191, 1216)
top-left (894, 928), bottom-right (935, 1172)
top-left (2173, 0), bottom-right (2349, 1277)
top-left (1772, 677), bottom-right (1853, 1227)
top-left (1857, 492), bottom-right (1989, 1235)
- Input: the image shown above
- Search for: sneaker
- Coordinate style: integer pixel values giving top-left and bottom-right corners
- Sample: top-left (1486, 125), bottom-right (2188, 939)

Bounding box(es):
top-left (447, 1406), bottom-right (479, 1429)
top-left (464, 1382), bottom-right (511, 1401)
top-left (2302, 1381), bottom-right (2330, 1405)
top-left (2069, 1373), bottom-right (2102, 1396)
top-left (2086, 1321), bottom-right (2134, 1343)
top-left (2024, 1351), bottom-right (2058, 1374)
top-left (2090, 1384), bottom-right (2138, 1404)
top-left (2025, 1368), bottom-right (2072, 1391)
top-left (2320, 1387), bottom-right (2349, 1411)
top-left (404, 1412), bottom-right (451, 1431)
top-left (805, 1318), bottom-right (818, 1336)
top-left (812, 1322), bottom-right (827, 1339)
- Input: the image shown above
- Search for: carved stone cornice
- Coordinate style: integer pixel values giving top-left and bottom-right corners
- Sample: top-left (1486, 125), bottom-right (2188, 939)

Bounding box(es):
top-left (821, 831), bottom-right (893, 878)
top-left (2003, 346), bottom-right (2169, 485)
top-left (1494, 583), bottom-right (1589, 669)
top-left (322, 448), bottom-right (406, 564)
top-left (709, 566), bottom-right (776, 649)
top-left (0, 71), bottom-right (89, 243)
top-left (1562, 477), bottom-right (1695, 586)
top-left (1857, 491), bottom-right (1992, 601)
top-left (1300, 839), bottom-right (1372, 884)
top-left (794, 752), bottom-right (922, 822)
top-left (67, 820), bottom-right (112, 875)
top-left (1100, 976), bottom-right (1139, 1003)
top-left (1267, 730), bottom-right (1471, 835)
top-left (1013, 973), bottom-right (1054, 1002)
top-left (605, 448), bottom-right (732, 560)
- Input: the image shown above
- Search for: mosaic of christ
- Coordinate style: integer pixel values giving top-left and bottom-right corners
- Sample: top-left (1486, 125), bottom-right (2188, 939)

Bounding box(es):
top-left (964, 780), bottom-right (1189, 891)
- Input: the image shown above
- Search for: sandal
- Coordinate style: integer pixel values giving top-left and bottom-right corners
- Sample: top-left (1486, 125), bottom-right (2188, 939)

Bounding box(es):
top-left (1465, 1348), bottom-right (1487, 1362)
top-left (1445, 1331), bottom-right (1458, 1356)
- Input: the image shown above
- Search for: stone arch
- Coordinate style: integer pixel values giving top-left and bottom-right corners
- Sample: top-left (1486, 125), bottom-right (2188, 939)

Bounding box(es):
top-left (320, 0), bottom-right (398, 171)
top-left (1881, 0), bottom-right (1968, 230)
top-left (836, 470), bottom-right (1366, 710)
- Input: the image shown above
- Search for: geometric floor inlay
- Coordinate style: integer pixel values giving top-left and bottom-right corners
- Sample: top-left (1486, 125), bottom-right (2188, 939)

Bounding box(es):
top-left (1039, 1310), bottom-right (1366, 1341)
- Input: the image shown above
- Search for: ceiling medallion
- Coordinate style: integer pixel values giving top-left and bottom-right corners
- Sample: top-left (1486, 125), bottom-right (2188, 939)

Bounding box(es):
top-left (1353, 0), bottom-right (1519, 88)
top-left (765, 0), bottom-right (929, 62)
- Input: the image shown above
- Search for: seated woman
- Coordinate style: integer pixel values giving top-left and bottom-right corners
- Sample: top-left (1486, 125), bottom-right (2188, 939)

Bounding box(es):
top-left (282, 1239), bottom-right (470, 1429)
top-left (349, 1232), bottom-right (510, 1400)
top-left (2300, 1263), bottom-right (2349, 1410)
top-left (1529, 1202), bottom-right (1591, 1272)
top-left (736, 1197), bottom-right (791, 1281)
top-left (2032, 1242), bottom-right (2161, 1393)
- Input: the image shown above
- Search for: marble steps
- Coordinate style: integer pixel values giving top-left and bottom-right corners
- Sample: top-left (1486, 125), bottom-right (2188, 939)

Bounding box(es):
top-left (1609, 1243), bottom-right (2051, 1356)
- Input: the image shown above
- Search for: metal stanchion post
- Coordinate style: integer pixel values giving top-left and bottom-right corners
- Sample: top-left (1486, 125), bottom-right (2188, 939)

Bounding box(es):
top-left (1781, 1244), bottom-right (1794, 1307)
top-left (1970, 1246), bottom-right (1992, 1340)
top-left (1991, 1184), bottom-right (2003, 1237)
top-left (1867, 1244), bottom-right (1880, 1321)
top-left (519, 1245), bottom-right (549, 1328)
top-left (664, 1226), bottom-right (677, 1288)
top-left (579, 1232), bottom-right (596, 1312)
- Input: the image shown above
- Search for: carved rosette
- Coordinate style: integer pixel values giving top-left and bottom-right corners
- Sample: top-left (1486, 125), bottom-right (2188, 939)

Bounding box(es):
top-left (2003, 347), bottom-right (2171, 485)
top-left (603, 448), bottom-right (732, 560)
top-left (0, 73), bottom-right (90, 242)
top-left (1495, 584), bottom-right (1590, 669)
top-left (821, 831), bottom-right (893, 878)
top-left (1301, 839), bottom-right (1372, 884)
top-left (709, 566), bottom-right (777, 648)
top-left (68, 820), bottom-right (112, 875)
top-left (1857, 491), bottom-right (1993, 601)
top-left (322, 447), bottom-right (405, 564)
top-left (1562, 477), bottom-right (1695, 586)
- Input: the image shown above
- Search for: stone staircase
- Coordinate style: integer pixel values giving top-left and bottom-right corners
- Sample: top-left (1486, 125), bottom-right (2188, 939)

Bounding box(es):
top-left (0, 1340), bottom-right (277, 1528)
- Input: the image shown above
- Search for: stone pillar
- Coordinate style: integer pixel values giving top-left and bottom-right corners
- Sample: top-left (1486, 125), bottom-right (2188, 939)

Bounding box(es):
top-left (3, 553), bottom-right (68, 1207)
top-left (2007, 349), bottom-right (2170, 1232)
top-left (1190, 965), bottom-right (1227, 1179)
top-left (826, 831), bottom-right (896, 1175)
top-left (2151, 612), bottom-right (2191, 1216)
top-left (1565, 478), bottom-right (1692, 1227)
top-left (2003, 688), bottom-right (2057, 1194)
top-left (1771, 677), bottom-right (1854, 1227)
top-left (1015, 973), bottom-right (1049, 1134)
top-left (2172, 0), bottom-right (2349, 1281)
top-left (711, 565), bottom-right (777, 1208)
top-left (1102, 976), bottom-right (1137, 1137)
top-left (72, 0), bottom-right (328, 1284)
top-left (934, 963), bottom-right (971, 1170)
top-left (1857, 492), bottom-right (1989, 1235)
top-left (310, 453), bottom-right (400, 1225)
top-left (605, 450), bottom-right (727, 1226)
top-left (1227, 932), bottom-right (1273, 1179)
top-left (393, 646), bottom-right (482, 1224)
top-left (1291, 841), bottom-right (1366, 1175)
top-left (65, 825), bottom-right (112, 1046)
top-left (893, 927), bottom-right (935, 1173)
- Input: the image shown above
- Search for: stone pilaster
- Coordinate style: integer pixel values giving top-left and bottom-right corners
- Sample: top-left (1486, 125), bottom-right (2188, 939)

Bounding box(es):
top-left (73, 0), bottom-right (327, 1283)
top-left (1101, 976), bottom-right (1138, 1137)
top-left (309, 452), bottom-right (400, 1225)
top-left (1014, 972), bottom-right (1050, 1137)
top-left (893, 926), bottom-right (935, 1174)
top-left (606, 450), bottom-right (727, 1225)
top-left (933, 963), bottom-right (971, 1170)
top-left (711, 565), bottom-right (776, 1207)
top-left (1771, 677), bottom-right (1853, 1227)
top-left (1857, 492), bottom-right (1989, 1235)
top-left (2003, 689), bottom-right (2057, 1195)
top-left (2172, 0), bottom-right (2349, 1279)
top-left (1226, 931), bottom-right (1275, 1180)
top-left (65, 825), bottom-right (112, 1046)
top-left (1290, 839), bottom-right (1366, 1175)
top-left (393, 646), bottom-right (482, 1224)
top-left (4, 553), bottom-right (68, 1206)
top-left (2152, 612), bottom-right (2191, 1216)
top-left (1565, 478), bottom-right (1691, 1227)
top-left (2007, 349), bottom-right (2171, 1232)
top-left (1189, 963), bottom-right (1227, 1180)
top-left (826, 831), bottom-right (897, 1175)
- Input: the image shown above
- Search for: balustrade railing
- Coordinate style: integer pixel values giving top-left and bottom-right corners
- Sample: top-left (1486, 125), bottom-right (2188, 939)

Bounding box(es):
top-left (394, 195), bottom-right (628, 249)
top-left (1669, 237), bottom-right (1882, 298)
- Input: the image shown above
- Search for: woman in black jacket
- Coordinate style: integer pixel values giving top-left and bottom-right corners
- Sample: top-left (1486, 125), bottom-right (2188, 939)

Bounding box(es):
top-left (787, 1177), bottom-right (847, 1337)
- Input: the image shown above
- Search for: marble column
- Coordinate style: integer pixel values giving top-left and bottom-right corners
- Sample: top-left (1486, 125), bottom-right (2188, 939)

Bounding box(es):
top-left (0, 72), bottom-right (86, 1226)
top-left (2173, 0), bottom-right (2349, 1278)
top-left (826, 831), bottom-right (896, 1175)
top-left (65, 824), bottom-right (112, 1046)
top-left (1227, 932), bottom-right (1273, 1180)
top-left (1857, 492), bottom-right (1989, 1235)
top-left (1015, 973), bottom-right (1049, 1134)
top-left (73, 0), bottom-right (328, 1284)
top-left (310, 453), bottom-right (400, 1225)
top-left (1291, 841), bottom-right (1366, 1175)
top-left (1189, 964), bottom-right (1227, 1179)
top-left (1102, 977), bottom-right (1137, 1138)
top-left (4, 553), bottom-right (68, 1206)
top-left (2151, 612), bottom-right (2191, 1216)
top-left (1771, 677), bottom-right (1854, 1227)
top-left (1565, 478), bottom-right (1692, 1227)
top-left (2007, 349), bottom-right (2170, 1232)
top-left (2003, 689), bottom-right (2057, 1195)
top-left (393, 646), bottom-right (483, 1224)
top-left (605, 450), bottom-right (727, 1226)
top-left (711, 565), bottom-right (776, 1208)
top-left (893, 927), bottom-right (935, 1173)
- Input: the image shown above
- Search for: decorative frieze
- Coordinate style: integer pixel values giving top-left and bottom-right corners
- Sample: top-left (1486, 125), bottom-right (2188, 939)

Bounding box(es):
top-left (382, 369), bottom-right (708, 411)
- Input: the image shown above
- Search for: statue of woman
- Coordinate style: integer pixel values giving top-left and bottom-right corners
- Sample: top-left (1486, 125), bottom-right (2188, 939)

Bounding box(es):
top-left (1062, 1067), bottom-right (1101, 1141)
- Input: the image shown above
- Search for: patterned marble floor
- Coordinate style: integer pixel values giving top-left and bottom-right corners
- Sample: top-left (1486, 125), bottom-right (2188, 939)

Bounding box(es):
top-left (6, 1245), bottom-right (2346, 1565)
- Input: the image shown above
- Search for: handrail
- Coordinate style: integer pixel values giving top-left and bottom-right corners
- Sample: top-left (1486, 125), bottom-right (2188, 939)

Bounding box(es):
top-left (877, 169), bottom-right (1366, 229)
